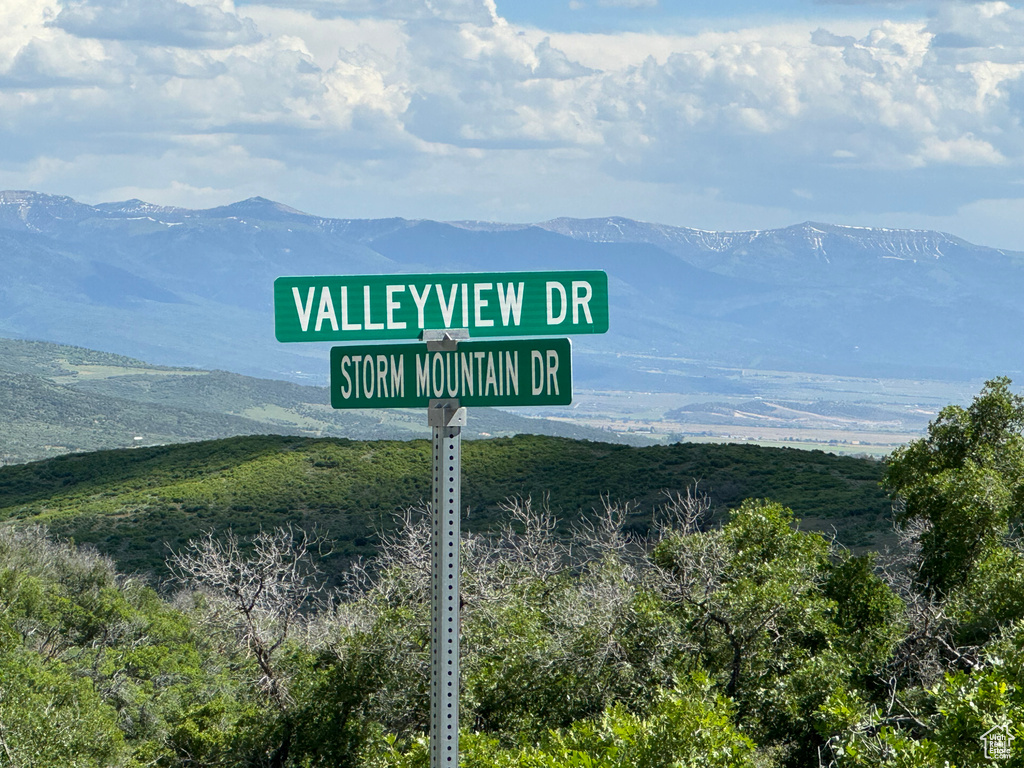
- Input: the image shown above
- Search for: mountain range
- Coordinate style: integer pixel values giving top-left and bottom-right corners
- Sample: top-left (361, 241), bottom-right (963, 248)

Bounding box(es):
top-left (1, 190), bottom-right (1021, 393)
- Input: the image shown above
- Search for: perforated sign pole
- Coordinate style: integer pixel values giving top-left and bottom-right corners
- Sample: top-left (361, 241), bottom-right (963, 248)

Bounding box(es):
top-left (426, 332), bottom-right (467, 768)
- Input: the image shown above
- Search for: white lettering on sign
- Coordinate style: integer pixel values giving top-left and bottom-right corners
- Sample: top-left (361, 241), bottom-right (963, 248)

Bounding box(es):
top-left (497, 282), bottom-right (524, 326)
top-left (531, 349), bottom-right (561, 396)
top-left (341, 286), bottom-right (361, 331)
top-left (415, 354), bottom-right (430, 398)
top-left (316, 288), bottom-right (338, 332)
top-left (363, 285), bottom-right (384, 331)
top-left (572, 281), bottom-right (593, 325)
top-left (484, 353), bottom-right (498, 396)
top-left (386, 285), bottom-right (406, 330)
top-left (437, 283), bottom-right (458, 328)
top-left (546, 282), bottom-right (567, 325)
top-left (474, 283), bottom-right (493, 328)
top-left (410, 284), bottom-right (431, 328)
top-left (293, 287), bottom-right (315, 332)
top-left (337, 354), bottom-right (405, 401)
top-left (294, 279), bottom-right (596, 335)
top-left (415, 351), bottom-right (519, 399)
top-left (546, 350), bottom-right (560, 396)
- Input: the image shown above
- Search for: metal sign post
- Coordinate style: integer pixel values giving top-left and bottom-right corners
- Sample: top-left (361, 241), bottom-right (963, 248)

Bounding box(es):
top-left (428, 399), bottom-right (464, 768)
top-left (426, 330), bottom-right (467, 768)
top-left (273, 269), bottom-right (609, 768)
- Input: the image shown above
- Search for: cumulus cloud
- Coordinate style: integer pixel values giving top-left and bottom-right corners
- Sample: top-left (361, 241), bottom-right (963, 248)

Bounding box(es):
top-left (2, 0), bottom-right (1024, 231)
top-left (237, 0), bottom-right (499, 24)
top-left (53, 0), bottom-right (261, 47)
top-left (573, 5), bottom-right (1024, 214)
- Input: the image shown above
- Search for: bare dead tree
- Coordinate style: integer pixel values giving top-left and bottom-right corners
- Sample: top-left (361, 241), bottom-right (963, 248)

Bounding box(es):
top-left (496, 496), bottom-right (565, 573)
top-left (650, 488), bottom-right (726, 605)
top-left (452, 497), bottom-right (563, 622)
top-left (167, 525), bottom-right (329, 709)
top-left (655, 485), bottom-right (714, 539)
top-left (342, 506), bottom-right (433, 609)
top-left (872, 509), bottom-right (984, 690)
top-left (570, 495), bottom-right (637, 567)
top-left (876, 499), bottom-right (926, 599)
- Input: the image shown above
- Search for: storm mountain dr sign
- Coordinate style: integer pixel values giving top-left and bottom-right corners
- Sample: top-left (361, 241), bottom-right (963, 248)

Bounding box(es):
top-left (330, 338), bottom-right (572, 408)
top-left (275, 270), bottom-right (608, 342)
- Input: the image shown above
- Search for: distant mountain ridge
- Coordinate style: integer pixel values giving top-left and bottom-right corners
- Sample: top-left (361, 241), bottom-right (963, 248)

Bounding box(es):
top-left (1, 190), bottom-right (1021, 389)
top-left (0, 190), bottom-right (976, 260)
top-left (540, 216), bottom-right (967, 254)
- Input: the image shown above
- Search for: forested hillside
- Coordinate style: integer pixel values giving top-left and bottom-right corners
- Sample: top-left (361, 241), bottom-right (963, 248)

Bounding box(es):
top-left (2, 380), bottom-right (1024, 767)
top-left (0, 434), bottom-right (889, 578)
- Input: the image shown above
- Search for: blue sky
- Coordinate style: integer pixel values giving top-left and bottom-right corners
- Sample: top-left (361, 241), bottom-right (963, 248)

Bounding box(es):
top-left (498, 0), bottom-right (927, 33)
top-left (3, 0), bottom-right (1024, 249)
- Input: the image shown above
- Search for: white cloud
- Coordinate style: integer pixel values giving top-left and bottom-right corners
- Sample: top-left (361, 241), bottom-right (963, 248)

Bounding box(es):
top-left (915, 134), bottom-right (1004, 165)
top-left (237, 0), bottom-right (498, 24)
top-left (1, 0), bottom-right (1024, 244)
top-left (573, 9), bottom-right (1024, 216)
top-left (54, 0), bottom-right (261, 48)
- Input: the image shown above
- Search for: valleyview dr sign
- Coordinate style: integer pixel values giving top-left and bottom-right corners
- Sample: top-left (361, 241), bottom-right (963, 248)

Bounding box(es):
top-left (329, 338), bottom-right (572, 408)
top-left (274, 270), bottom-right (608, 342)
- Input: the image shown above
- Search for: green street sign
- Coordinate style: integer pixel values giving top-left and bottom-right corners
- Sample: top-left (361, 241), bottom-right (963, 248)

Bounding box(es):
top-left (330, 338), bottom-right (572, 408)
top-left (275, 271), bottom-right (608, 342)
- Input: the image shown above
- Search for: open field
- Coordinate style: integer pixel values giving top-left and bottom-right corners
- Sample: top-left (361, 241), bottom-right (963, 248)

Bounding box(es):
top-left (543, 415), bottom-right (920, 456)
top-left (507, 364), bottom-right (990, 456)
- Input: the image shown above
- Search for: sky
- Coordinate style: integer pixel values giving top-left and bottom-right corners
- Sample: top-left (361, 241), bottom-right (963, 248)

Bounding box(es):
top-left (3, 0), bottom-right (1024, 249)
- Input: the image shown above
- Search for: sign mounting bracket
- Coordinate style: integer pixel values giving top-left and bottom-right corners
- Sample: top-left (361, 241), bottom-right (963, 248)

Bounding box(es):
top-left (422, 328), bottom-right (470, 351)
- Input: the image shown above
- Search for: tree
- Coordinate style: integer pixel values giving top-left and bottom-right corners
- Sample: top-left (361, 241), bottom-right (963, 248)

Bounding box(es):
top-left (884, 377), bottom-right (1024, 596)
top-left (823, 620), bottom-right (1024, 768)
top-left (168, 526), bottom-right (329, 767)
top-left (654, 499), bottom-right (842, 762)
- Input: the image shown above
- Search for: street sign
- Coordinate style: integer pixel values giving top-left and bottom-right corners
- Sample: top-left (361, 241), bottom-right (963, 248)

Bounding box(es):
top-left (273, 265), bottom-right (609, 768)
top-left (330, 338), bottom-right (572, 408)
top-left (275, 270), bottom-right (608, 342)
